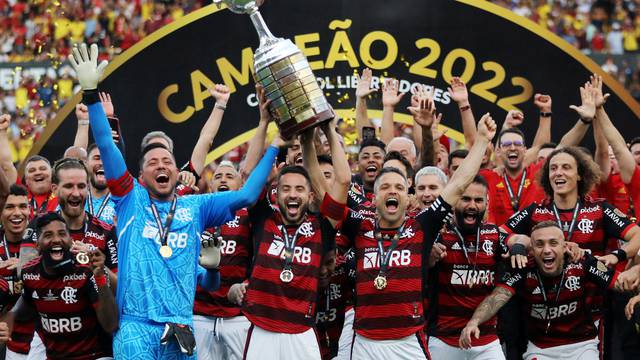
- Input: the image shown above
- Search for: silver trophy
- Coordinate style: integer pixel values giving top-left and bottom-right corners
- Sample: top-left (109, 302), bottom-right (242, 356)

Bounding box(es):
top-left (214, 0), bottom-right (334, 138)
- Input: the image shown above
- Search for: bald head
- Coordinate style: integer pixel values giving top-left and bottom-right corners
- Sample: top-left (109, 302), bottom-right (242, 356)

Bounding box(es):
top-left (387, 137), bottom-right (417, 167)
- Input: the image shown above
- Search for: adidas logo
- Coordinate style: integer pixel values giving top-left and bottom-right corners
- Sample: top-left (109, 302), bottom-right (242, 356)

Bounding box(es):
top-left (32, 291), bottom-right (39, 299)
top-left (451, 242), bottom-right (462, 250)
top-left (532, 287), bottom-right (541, 295)
top-left (364, 231), bottom-right (374, 238)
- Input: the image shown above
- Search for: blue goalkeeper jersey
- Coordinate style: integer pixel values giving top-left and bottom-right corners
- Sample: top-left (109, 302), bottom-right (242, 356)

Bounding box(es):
top-left (114, 181), bottom-right (236, 325)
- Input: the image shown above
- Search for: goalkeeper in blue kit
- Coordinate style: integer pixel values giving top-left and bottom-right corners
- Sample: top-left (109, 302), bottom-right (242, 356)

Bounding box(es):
top-left (69, 43), bottom-right (282, 359)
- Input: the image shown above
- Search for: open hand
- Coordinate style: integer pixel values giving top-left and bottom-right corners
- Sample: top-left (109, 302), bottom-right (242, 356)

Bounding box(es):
top-left (68, 43), bottom-right (108, 90)
top-left (356, 68), bottom-right (377, 99)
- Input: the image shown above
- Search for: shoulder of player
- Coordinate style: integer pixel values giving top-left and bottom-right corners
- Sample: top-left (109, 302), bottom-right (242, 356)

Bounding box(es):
top-left (88, 214), bottom-right (114, 232)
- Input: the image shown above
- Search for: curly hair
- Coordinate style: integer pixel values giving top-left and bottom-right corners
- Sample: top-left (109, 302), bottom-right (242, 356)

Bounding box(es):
top-left (537, 146), bottom-right (601, 199)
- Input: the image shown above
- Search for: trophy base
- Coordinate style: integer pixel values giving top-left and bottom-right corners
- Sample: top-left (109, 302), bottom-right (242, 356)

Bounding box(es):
top-left (279, 108), bottom-right (335, 139)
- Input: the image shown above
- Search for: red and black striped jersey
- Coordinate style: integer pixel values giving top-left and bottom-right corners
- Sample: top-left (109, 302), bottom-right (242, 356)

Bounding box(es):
top-left (315, 248), bottom-right (353, 360)
top-left (243, 195), bottom-right (336, 334)
top-left (68, 213), bottom-right (118, 271)
top-left (0, 230), bottom-right (36, 354)
top-left (497, 254), bottom-right (618, 348)
top-left (0, 276), bottom-right (10, 312)
top-left (426, 223), bottom-right (507, 347)
top-left (338, 196), bottom-right (453, 340)
top-left (194, 208), bottom-right (252, 318)
top-left (21, 257), bottom-right (112, 359)
top-left (500, 198), bottom-right (636, 256)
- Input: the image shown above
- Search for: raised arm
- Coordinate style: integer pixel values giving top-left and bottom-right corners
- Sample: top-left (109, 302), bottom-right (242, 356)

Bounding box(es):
top-left (91, 260), bottom-right (118, 333)
top-left (559, 84), bottom-right (596, 148)
top-left (321, 120), bottom-right (351, 203)
top-left (447, 77), bottom-right (476, 147)
top-left (0, 115), bottom-right (17, 185)
top-left (190, 84), bottom-right (230, 176)
top-left (459, 286), bottom-right (513, 349)
top-left (301, 129), bottom-right (326, 199)
top-left (593, 109), bottom-right (611, 180)
top-left (590, 74), bottom-right (635, 183)
top-left (380, 78), bottom-right (405, 144)
top-left (524, 94), bottom-right (552, 166)
top-left (241, 84), bottom-right (271, 179)
top-left (73, 104), bottom-right (90, 150)
top-left (68, 44), bottom-right (129, 189)
top-left (408, 94), bottom-right (439, 168)
top-left (440, 113), bottom-right (496, 206)
top-left (355, 68), bottom-right (377, 140)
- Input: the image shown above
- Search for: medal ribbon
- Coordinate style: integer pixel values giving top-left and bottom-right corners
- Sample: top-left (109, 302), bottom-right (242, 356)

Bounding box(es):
top-left (1, 235), bottom-right (17, 261)
top-left (552, 201), bottom-right (581, 243)
top-left (375, 222), bottom-right (405, 277)
top-left (149, 195), bottom-right (178, 250)
top-left (503, 170), bottom-right (527, 211)
top-left (280, 224), bottom-right (304, 271)
top-left (451, 226), bottom-right (480, 266)
top-left (88, 190), bottom-right (111, 219)
top-left (535, 266), bottom-right (566, 333)
top-left (30, 195), bottom-right (49, 216)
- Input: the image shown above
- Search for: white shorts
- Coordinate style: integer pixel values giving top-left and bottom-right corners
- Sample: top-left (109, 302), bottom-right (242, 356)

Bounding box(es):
top-left (334, 307), bottom-right (354, 360)
top-left (243, 324), bottom-right (320, 360)
top-left (194, 315), bottom-right (250, 360)
top-left (351, 332), bottom-right (429, 360)
top-left (428, 336), bottom-right (505, 360)
top-left (6, 332), bottom-right (46, 360)
top-left (524, 337), bottom-right (599, 360)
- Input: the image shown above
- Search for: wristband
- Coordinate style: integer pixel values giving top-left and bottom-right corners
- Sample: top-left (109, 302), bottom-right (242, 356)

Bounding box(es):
top-left (82, 89), bottom-right (100, 105)
top-left (94, 274), bottom-right (107, 287)
top-left (579, 117), bottom-right (593, 125)
top-left (539, 111), bottom-right (552, 118)
top-left (510, 243), bottom-right (527, 256)
top-left (320, 193), bottom-right (347, 221)
top-left (459, 105), bottom-right (471, 112)
top-left (78, 120), bottom-right (89, 126)
top-left (215, 103), bottom-right (227, 111)
top-left (611, 249), bottom-right (627, 262)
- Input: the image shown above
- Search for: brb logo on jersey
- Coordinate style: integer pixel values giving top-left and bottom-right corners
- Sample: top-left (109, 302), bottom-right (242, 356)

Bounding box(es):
top-left (144, 222), bottom-right (189, 250)
top-left (362, 248), bottom-right (411, 269)
top-left (531, 301), bottom-right (578, 320)
top-left (450, 265), bottom-right (495, 286)
top-left (267, 223), bottom-right (315, 265)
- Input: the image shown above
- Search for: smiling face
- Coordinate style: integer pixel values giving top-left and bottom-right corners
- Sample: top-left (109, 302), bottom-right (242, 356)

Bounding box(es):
top-left (532, 225), bottom-right (565, 277)
top-left (359, 146), bottom-right (385, 186)
top-left (211, 166), bottom-right (241, 192)
top-left (415, 174), bottom-right (444, 210)
top-left (454, 183), bottom-right (487, 233)
top-left (38, 220), bottom-right (73, 264)
top-left (498, 132), bottom-right (526, 172)
top-left (548, 152), bottom-right (580, 198)
top-left (87, 147), bottom-right (106, 190)
top-left (1, 194), bottom-right (29, 237)
top-left (53, 168), bottom-right (89, 219)
top-left (287, 139), bottom-right (303, 166)
top-left (277, 172), bottom-right (312, 225)
top-left (25, 159), bottom-right (52, 195)
top-left (141, 148), bottom-right (178, 200)
top-left (374, 171), bottom-right (408, 227)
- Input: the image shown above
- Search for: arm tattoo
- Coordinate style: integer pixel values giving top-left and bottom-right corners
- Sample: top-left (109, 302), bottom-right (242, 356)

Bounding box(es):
top-left (470, 286), bottom-right (512, 325)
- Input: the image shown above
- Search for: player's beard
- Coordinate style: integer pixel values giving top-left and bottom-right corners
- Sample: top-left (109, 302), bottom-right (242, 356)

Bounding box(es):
top-left (455, 208), bottom-right (485, 235)
top-left (42, 248), bottom-right (74, 274)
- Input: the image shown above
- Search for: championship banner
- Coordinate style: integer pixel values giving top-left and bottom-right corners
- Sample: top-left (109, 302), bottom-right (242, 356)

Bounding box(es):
top-left (30, 0), bottom-right (640, 172)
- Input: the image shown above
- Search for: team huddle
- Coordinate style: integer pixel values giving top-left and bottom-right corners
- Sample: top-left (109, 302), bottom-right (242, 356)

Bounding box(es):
top-left (0, 42), bottom-right (639, 360)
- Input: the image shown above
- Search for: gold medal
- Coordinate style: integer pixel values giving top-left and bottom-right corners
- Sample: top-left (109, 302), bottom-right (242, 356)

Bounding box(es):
top-left (76, 252), bottom-right (90, 265)
top-left (159, 245), bottom-right (173, 258)
top-left (373, 275), bottom-right (387, 290)
top-left (280, 269), bottom-right (294, 283)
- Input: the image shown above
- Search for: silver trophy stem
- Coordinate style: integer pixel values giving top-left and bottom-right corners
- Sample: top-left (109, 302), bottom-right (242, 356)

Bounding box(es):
top-left (249, 11), bottom-right (276, 47)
